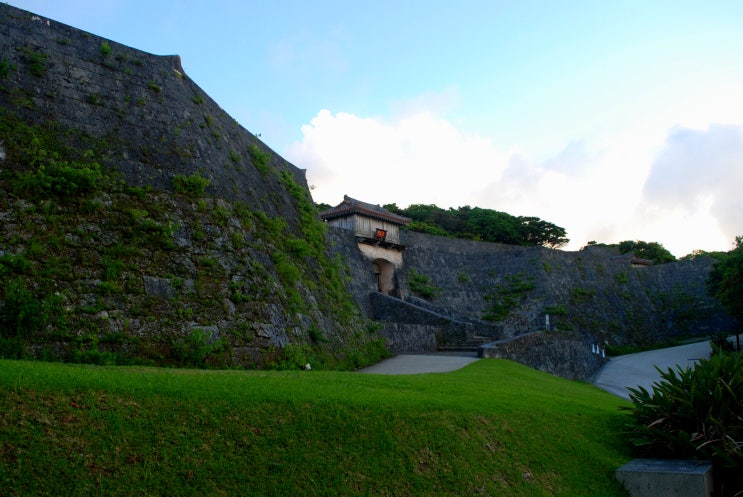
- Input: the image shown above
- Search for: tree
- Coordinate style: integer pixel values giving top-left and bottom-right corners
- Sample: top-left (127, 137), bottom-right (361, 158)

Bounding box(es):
top-left (707, 236), bottom-right (743, 350)
top-left (388, 203), bottom-right (569, 248)
top-left (518, 216), bottom-right (569, 249)
top-left (465, 208), bottom-right (522, 245)
top-left (618, 240), bottom-right (676, 264)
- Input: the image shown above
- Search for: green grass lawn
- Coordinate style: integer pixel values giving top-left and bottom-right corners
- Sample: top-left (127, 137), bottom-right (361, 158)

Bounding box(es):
top-left (0, 358), bottom-right (631, 496)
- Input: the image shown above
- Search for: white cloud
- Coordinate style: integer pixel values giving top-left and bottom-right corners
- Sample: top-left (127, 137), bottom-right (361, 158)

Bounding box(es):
top-left (639, 124), bottom-right (743, 253)
top-left (285, 107), bottom-right (740, 257)
top-left (285, 109), bottom-right (508, 208)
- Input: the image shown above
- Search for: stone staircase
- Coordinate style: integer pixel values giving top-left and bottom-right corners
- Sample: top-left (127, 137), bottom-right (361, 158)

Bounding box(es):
top-left (368, 292), bottom-right (502, 352)
top-left (438, 335), bottom-right (493, 353)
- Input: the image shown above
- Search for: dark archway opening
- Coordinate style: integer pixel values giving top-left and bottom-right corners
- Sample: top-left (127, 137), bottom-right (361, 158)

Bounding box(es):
top-left (373, 258), bottom-right (399, 297)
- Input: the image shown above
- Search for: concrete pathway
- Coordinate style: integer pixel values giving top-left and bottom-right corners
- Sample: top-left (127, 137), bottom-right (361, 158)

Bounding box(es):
top-left (592, 340), bottom-right (713, 400)
top-left (358, 352), bottom-right (479, 375)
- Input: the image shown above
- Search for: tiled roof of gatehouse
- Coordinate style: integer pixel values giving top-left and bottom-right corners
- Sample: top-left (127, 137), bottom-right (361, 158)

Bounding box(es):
top-left (319, 195), bottom-right (411, 225)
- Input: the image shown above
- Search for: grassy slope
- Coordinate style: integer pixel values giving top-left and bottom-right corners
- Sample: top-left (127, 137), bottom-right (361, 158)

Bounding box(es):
top-left (0, 359), bottom-right (631, 496)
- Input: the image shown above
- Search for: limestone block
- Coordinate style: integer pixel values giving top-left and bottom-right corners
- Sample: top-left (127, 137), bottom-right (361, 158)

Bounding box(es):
top-left (616, 459), bottom-right (713, 497)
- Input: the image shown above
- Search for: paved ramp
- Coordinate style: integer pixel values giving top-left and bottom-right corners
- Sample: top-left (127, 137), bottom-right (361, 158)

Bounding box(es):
top-left (358, 342), bottom-right (716, 397)
top-left (592, 341), bottom-right (712, 400)
top-left (358, 353), bottom-right (479, 375)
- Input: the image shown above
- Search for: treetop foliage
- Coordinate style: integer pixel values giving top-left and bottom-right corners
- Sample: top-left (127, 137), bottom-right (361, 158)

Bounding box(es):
top-left (617, 240), bottom-right (676, 265)
top-left (708, 236), bottom-right (743, 324)
top-left (383, 203), bottom-right (569, 248)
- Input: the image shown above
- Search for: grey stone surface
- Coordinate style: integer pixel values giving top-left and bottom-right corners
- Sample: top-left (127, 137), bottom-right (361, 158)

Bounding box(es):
top-left (358, 352), bottom-right (479, 375)
top-left (616, 459), bottom-right (713, 497)
top-left (0, 4), bottom-right (374, 367)
top-left (479, 332), bottom-right (606, 380)
top-left (593, 340), bottom-right (713, 399)
top-left (398, 232), bottom-right (734, 345)
top-left (143, 276), bottom-right (177, 299)
top-left (328, 222), bottom-right (733, 378)
top-left (375, 322), bottom-right (438, 353)
top-left (0, 3), bottom-right (308, 227)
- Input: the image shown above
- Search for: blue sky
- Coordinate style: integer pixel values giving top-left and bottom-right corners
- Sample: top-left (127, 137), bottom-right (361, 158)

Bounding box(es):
top-left (9, 1), bottom-right (743, 256)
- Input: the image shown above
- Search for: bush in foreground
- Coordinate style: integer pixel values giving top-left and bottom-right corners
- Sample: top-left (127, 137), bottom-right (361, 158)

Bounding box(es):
top-left (622, 349), bottom-right (743, 495)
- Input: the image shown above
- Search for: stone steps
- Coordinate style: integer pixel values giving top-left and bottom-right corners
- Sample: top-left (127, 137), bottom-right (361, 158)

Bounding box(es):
top-left (438, 336), bottom-right (493, 352)
top-left (438, 345), bottom-right (479, 352)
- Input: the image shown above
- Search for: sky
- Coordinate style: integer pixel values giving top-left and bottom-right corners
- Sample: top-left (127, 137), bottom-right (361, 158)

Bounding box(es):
top-left (8, 1), bottom-right (743, 256)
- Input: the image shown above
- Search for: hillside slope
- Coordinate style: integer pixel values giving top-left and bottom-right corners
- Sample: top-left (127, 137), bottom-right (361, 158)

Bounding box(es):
top-left (0, 359), bottom-right (632, 497)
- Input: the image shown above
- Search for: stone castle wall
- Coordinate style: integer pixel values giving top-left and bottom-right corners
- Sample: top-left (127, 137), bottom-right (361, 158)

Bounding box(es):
top-left (0, 4), bottom-right (307, 227)
top-left (2, 3), bottom-right (734, 375)
top-left (327, 226), bottom-right (734, 378)
top-left (0, 5), bottom-right (376, 368)
top-left (398, 231), bottom-right (734, 347)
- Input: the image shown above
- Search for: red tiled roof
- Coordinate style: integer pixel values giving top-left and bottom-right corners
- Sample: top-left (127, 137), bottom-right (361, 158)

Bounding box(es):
top-left (319, 195), bottom-right (411, 225)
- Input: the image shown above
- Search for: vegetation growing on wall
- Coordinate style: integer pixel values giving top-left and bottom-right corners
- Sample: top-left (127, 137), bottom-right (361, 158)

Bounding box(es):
top-left (248, 143), bottom-right (270, 174)
top-left (407, 268), bottom-right (442, 300)
top-left (0, 109), bottom-right (383, 370)
top-left (482, 273), bottom-right (536, 321)
top-left (172, 172), bottom-right (210, 197)
top-left (22, 46), bottom-right (48, 77)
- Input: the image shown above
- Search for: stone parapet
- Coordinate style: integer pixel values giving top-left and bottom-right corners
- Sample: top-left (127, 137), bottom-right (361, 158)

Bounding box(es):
top-left (478, 332), bottom-right (607, 380)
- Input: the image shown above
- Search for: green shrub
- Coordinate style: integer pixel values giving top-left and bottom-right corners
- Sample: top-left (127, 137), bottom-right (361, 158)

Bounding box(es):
top-left (710, 333), bottom-right (736, 352)
top-left (0, 336), bottom-right (27, 359)
top-left (24, 48), bottom-right (48, 77)
top-left (172, 172), bottom-right (210, 197)
top-left (570, 287), bottom-right (595, 303)
top-left (126, 185), bottom-right (149, 197)
top-left (247, 143), bottom-right (270, 173)
top-left (15, 156), bottom-right (104, 197)
top-left (0, 57), bottom-right (12, 79)
top-left (0, 254), bottom-right (33, 276)
top-left (100, 41), bottom-right (112, 57)
top-left (308, 325), bottom-right (326, 343)
top-left (408, 268), bottom-right (441, 300)
top-left (545, 304), bottom-right (568, 315)
top-left (272, 252), bottom-right (300, 285)
top-left (0, 278), bottom-right (45, 339)
top-left (172, 329), bottom-right (229, 368)
top-left (482, 273), bottom-right (535, 321)
top-left (622, 351), bottom-right (743, 493)
top-left (70, 347), bottom-right (118, 366)
top-left (212, 204), bottom-right (230, 227)
top-left (286, 237), bottom-right (311, 259)
top-left (274, 343), bottom-right (313, 370)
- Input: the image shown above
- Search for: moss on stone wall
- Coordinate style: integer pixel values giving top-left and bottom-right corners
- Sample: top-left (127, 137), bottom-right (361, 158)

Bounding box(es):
top-left (0, 5), bottom-right (384, 369)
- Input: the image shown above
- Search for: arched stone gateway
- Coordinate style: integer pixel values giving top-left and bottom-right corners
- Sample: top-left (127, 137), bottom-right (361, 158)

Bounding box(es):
top-left (373, 258), bottom-right (398, 296)
top-left (320, 195), bottom-right (410, 298)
